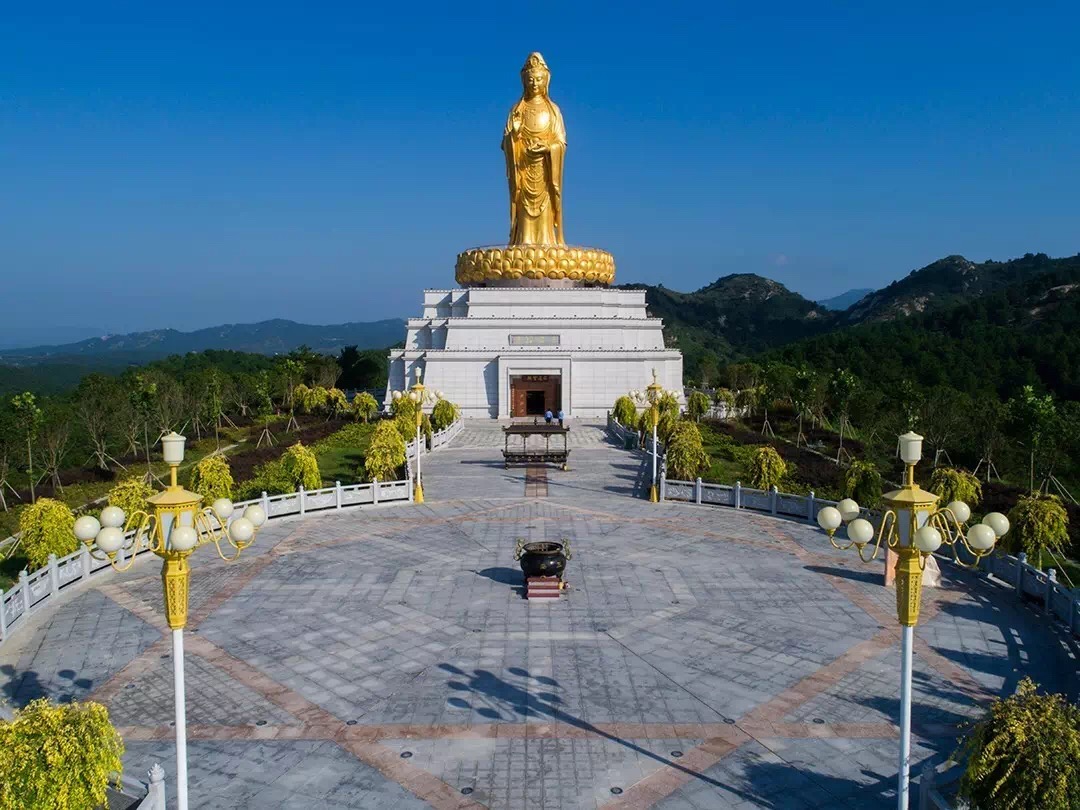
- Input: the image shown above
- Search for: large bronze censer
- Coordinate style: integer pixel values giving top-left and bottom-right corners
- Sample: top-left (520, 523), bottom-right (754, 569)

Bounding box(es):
top-left (514, 538), bottom-right (572, 580)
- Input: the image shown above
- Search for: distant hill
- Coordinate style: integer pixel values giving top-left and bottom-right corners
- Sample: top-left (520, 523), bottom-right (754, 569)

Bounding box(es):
top-left (0, 318), bottom-right (406, 368)
top-left (620, 273), bottom-right (834, 371)
top-left (816, 288), bottom-right (874, 311)
top-left (626, 253), bottom-right (1080, 389)
top-left (839, 253), bottom-right (1079, 323)
top-left (768, 261), bottom-right (1080, 401)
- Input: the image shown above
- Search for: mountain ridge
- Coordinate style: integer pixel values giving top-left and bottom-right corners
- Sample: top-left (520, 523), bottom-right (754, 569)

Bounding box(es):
top-left (0, 318), bottom-right (405, 367)
top-left (621, 252), bottom-right (1080, 384)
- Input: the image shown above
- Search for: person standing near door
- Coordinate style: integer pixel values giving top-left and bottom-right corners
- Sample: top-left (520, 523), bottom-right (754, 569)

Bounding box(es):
top-left (544, 409), bottom-right (553, 424)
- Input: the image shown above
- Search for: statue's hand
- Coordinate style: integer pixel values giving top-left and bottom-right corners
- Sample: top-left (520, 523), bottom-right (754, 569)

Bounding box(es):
top-left (527, 140), bottom-right (548, 155)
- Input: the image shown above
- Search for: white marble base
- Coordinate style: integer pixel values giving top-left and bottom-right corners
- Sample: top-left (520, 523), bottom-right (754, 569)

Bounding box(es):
top-left (386, 287), bottom-right (683, 418)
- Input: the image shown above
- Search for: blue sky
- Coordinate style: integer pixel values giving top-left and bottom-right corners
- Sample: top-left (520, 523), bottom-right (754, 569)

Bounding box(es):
top-left (2, 2), bottom-right (1078, 346)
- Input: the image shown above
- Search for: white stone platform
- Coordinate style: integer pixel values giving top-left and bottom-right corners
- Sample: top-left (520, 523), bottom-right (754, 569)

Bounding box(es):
top-left (386, 287), bottom-right (683, 418)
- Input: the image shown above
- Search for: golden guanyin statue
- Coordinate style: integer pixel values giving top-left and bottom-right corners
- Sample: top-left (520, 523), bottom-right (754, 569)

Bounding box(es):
top-left (503, 52), bottom-right (565, 245)
top-left (454, 53), bottom-right (615, 286)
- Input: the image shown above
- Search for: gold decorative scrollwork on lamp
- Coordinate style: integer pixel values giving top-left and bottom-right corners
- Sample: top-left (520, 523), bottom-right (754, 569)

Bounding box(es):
top-left (814, 430), bottom-right (1010, 810)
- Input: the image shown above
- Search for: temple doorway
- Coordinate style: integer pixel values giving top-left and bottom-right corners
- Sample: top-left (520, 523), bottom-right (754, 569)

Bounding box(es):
top-left (510, 374), bottom-right (561, 417)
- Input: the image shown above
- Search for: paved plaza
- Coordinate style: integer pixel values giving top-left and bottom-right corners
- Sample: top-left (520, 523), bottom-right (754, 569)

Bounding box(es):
top-left (1, 420), bottom-right (1076, 809)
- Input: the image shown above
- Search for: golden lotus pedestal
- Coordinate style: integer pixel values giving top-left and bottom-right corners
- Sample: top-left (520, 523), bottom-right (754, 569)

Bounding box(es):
top-left (455, 244), bottom-right (616, 287)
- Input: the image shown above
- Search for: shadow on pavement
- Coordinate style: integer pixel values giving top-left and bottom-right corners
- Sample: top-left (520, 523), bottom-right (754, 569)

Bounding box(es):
top-left (437, 663), bottom-right (754, 796)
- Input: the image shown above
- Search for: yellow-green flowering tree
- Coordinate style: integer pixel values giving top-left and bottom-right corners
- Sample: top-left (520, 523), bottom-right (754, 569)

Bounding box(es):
top-left (364, 420), bottom-right (406, 482)
top-left (18, 498), bottom-right (77, 569)
top-left (658, 391), bottom-right (680, 420)
top-left (325, 387), bottom-right (348, 418)
top-left (746, 446), bottom-right (786, 490)
top-left (957, 677), bottom-right (1080, 810)
top-left (281, 443), bottom-right (321, 491)
top-left (106, 477), bottom-right (154, 519)
top-left (292, 383), bottom-right (311, 413)
top-left (0, 698), bottom-right (124, 810)
top-left (351, 392), bottom-right (379, 423)
top-left (431, 398), bottom-right (460, 432)
top-left (666, 422), bottom-right (710, 480)
top-left (189, 455), bottom-right (234, 502)
top-left (844, 460), bottom-right (883, 506)
top-left (930, 467), bottom-right (982, 508)
top-left (612, 395), bottom-right (637, 427)
top-left (1007, 494), bottom-right (1069, 562)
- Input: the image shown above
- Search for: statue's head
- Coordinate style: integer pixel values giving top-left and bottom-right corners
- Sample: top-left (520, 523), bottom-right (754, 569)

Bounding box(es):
top-left (520, 52), bottom-right (550, 99)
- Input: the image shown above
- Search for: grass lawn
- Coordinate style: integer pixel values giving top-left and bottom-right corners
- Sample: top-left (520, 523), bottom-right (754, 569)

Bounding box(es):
top-left (313, 423), bottom-right (376, 486)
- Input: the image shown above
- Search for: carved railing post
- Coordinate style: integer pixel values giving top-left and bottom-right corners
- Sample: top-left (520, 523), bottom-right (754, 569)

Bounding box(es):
top-left (146, 762), bottom-right (166, 810)
top-left (48, 554), bottom-right (60, 595)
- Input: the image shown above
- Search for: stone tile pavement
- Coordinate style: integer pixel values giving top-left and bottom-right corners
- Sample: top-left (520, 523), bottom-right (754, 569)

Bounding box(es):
top-left (0, 419), bottom-right (1075, 808)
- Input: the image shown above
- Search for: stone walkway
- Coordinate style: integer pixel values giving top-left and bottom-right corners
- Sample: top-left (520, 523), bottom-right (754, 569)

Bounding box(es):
top-left (1, 421), bottom-right (1075, 809)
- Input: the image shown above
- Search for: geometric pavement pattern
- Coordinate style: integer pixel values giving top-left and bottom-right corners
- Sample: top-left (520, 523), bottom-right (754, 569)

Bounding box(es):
top-left (1, 420), bottom-right (1075, 809)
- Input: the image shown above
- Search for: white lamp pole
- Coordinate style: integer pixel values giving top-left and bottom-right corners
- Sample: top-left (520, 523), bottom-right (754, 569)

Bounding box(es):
top-left (815, 429), bottom-right (1007, 810)
top-left (74, 432), bottom-right (267, 810)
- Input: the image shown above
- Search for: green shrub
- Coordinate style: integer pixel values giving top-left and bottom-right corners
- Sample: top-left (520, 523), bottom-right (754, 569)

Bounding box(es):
top-left (235, 461), bottom-right (293, 500)
top-left (421, 413), bottom-right (434, 446)
top-left (293, 383), bottom-right (311, 413)
top-left (431, 398), bottom-right (460, 431)
top-left (18, 498), bottom-right (77, 569)
top-left (637, 409), bottom-right (651, 438)
top-left (686, 391), bottom-right (710, 421)
top-left (957, 677), bottom-right (1080, 810)
top-left (296, 384), bottom-right (330, 414)
top-left (395, 411), bottom-right (416, 444)
top-left (189, 455), bottom-right (234, 502)
top-left (105, 477), bottom-right (154, 519)
top-left (844, 460), bottom-right (882, 506)
top-left (281, 442), bottom-right (321, 490)
top-left (0, 697), bottom-right (124, 810)
top-left (746, 446), bottom-right (786, 490)
top-left (364, 420), bottom-right (407, 482)
top-left (390, 394), bottom-right (416, 421)
top-left (351, 391), bottom-right (379, 423)
top-left (612, 395), bottom-right (637, 427)
top-left (666, 422), bottom-right (710, 480)
top-left (1007, 494), bottom-right (1069, 561)
top-left (325, 387), bottom-right (348, 417)
top-left (929, 467), bottom-right (982, 508)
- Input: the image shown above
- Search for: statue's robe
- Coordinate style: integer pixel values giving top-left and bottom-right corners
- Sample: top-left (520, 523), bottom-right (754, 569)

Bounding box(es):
top-left (502, 96), bottom-right (566, 245)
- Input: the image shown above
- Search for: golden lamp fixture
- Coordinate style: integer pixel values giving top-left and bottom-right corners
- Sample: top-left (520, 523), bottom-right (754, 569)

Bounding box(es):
top-left (73, 432), bottom-right (267, 630)
top-left (455, 53), bottom-right (615, 287)
top-left (813, 430), bottom-right (1011, 810)
top-left (73, 431), bottom-right (267, 810)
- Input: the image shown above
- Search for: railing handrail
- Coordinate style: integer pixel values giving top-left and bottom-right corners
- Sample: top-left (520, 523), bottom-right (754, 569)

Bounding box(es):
top-left (0, 476), bottom-right (411, 648)
top-left (0, 417), bottom-right (469, 649)
top-left (657, 472), bottom-right (1080, 641)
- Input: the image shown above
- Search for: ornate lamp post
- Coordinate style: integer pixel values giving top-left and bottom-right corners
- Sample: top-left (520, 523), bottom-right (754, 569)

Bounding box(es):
top-left (390, 369), bottom-right (437, 505)
top-left (408, 370), bottom-right (427, 504)
top-left (73, 433), bottom-right (266, 810)
top-left (630, 369), bottom-right (666, 502)
top-left (814, 431), bottom-right (1010, 810)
